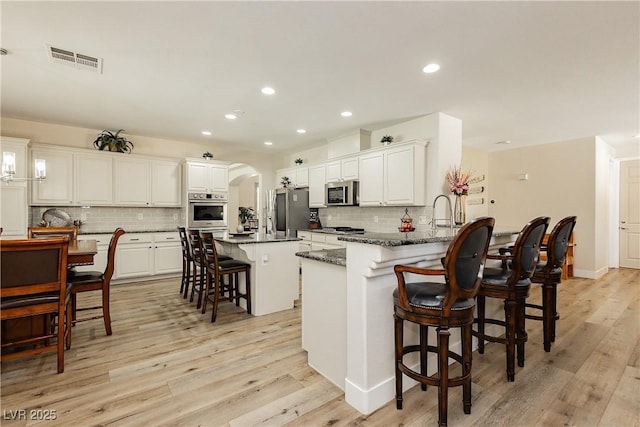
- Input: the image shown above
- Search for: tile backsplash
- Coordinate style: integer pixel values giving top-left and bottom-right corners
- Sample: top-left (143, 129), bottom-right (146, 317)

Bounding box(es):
top-left (30, 206), bottom-right (185, 233)
top-left (318, 206), bottom-right (435, 233)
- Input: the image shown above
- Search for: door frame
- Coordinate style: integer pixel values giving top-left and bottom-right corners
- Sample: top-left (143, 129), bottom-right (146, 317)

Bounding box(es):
top-left (610, 156), bottom-right (640, 268)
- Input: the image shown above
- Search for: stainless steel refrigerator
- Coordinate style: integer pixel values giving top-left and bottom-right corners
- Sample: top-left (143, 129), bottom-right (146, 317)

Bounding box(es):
top-left (271, 188), bottom-right (310, 237)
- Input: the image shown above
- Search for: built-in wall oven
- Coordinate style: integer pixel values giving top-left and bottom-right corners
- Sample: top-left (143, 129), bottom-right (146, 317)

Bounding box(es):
top-left (188, 192), bottom-right (228, 229)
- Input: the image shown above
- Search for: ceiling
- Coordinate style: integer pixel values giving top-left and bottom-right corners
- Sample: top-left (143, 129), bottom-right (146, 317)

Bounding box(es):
top-left (1, 1), bottom-right (638, 155)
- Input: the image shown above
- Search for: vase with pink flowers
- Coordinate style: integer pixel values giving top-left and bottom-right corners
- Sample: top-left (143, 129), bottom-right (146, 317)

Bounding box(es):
top-left (446, 165), bottom-right (472, 225)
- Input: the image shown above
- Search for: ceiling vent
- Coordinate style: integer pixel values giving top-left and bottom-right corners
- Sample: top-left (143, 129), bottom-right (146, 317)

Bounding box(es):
top-left (46, 45), bottom-right (102, 73)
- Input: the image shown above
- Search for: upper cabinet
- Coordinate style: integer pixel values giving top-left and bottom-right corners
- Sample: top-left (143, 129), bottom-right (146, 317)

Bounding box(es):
top-left (75, 153), bottom-right (113, 205)
top-left (30, 147), bottom-right (74, 205)
top-left (1, 137), bottom-right (29, 237)
top-left (185, 160), bottom-right (229, 193)
top-left (308, 164), bottom-right (327, 208)
top-left (359, 141), bottom-right (427, 207)
top-left (277, 166), bottom-right (309, 188)
top-left (29, 144), bottom-right (182, 207)
top-left (326, 156), bottom-right (359, 182)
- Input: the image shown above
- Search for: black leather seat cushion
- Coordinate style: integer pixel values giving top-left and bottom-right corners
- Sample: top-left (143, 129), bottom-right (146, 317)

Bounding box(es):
top-left (393, 282), bottom-right (474, 311)
top-left (209, 259), bottom-right (250, 271)
top-left (1, 292), bottom-right (59, 309)
top-left (482, 267), bottom-right (531, 287)
top-left (67, 271), bottom-right (103, 285)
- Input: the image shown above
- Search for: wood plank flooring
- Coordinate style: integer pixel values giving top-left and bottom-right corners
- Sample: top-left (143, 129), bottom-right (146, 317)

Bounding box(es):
top-left (1, 268), bottom-right (638, 426)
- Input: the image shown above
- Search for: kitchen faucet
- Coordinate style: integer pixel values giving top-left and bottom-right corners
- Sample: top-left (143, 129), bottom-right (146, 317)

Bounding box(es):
top-left (431, 194), bottom-right (454, 232)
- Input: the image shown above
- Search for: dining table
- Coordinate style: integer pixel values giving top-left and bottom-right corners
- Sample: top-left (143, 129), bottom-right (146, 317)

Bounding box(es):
top-left (67, 239), bottom-right (97, 267)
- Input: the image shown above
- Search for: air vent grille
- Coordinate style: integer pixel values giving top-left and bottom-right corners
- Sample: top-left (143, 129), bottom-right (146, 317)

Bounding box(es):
top-left (47, 45), bottom-right (102, 73)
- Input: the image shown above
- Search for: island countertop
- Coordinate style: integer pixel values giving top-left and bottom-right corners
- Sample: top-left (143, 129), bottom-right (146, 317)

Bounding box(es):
top-left (337, 227), bottom-right (519, 247)
top-left (296, 248), bottom-right (346, 266)
top-left (214, 232), bottom-right (300, 244)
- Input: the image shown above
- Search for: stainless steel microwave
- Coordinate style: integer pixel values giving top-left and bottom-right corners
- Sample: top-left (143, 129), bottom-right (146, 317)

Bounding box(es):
top-left (325, 180), bottom-right (359, 206)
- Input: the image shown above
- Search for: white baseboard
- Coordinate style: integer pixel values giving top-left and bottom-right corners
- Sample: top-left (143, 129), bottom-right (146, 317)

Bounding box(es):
top-left (573, 267), bottom-right (608, 280)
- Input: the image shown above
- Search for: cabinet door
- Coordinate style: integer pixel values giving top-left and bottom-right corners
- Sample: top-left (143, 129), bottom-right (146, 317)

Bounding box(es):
top-left (75, 154), bottom-right (113, 205)
top-left (31, 149), bottom-right (74, 205)
top-left (1, 186), bottom-right (27, 237)
top-left (358, 153), bottom-right (384, 206)
top-left (341, 157), bottom-right (359, 180)
top-left (151, 160), bottom-right (181, 206)
top-left (1, 138), bottom-right (28, 179)
top-left (209, 164), bottom-right (229, 192)
top-left (308, 164), bottom-right (326, 207)
top-left (154, 242), bottom-right (182, 275)
top-left (384, 145), bottom-right (416, 206)
top-left (115, 158), bottom-right (150, 205)
top-left (116, 243), bottom-right (153, 278)
top-left (296, 166), bottom-right (309, 187)
top-left (187, 163), bottom-right (211, 192)
top-left (326, 161), bottom-right (341, 182)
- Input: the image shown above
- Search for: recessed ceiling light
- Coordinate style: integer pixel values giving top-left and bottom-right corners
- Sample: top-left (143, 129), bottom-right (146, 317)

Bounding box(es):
top-left (201, 131), bottom-right (212, 136)
top-left (422, 63), bottom-right (440, 74)
top-left (261, 86), bottom-right (275, 95)
top-left (341, 111), bottom-right (353, 117)
top-left (496, 140), bottom-right (511, 144)
top-left (225, 113), bottom-right (237, 120)
top-left (296, 129), bottom-right (306, 134)
top-left (264, 141), bottom-right (273, 146)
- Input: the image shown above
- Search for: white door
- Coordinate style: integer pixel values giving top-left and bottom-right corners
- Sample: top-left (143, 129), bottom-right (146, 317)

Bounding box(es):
top-left (620, 159), bottom-right (640, 268)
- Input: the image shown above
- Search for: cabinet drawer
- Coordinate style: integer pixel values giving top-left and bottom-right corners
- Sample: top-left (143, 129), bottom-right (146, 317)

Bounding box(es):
top-left (154, 232), bottom-right (179, 242)
top-left (120, 234), bottom-right (153, 244)
top-left (324, 235), bottom-right (343, 247)
top-left (298, 231), bottom-right (311, 241)
top-left (78, 234), bottom-right (111, 247)
top-left (311, 233), bottom-right (326, 243)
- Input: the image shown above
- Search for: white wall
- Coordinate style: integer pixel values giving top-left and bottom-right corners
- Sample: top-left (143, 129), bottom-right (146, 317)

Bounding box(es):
top-left (487, 137), bottom-right (609, 278)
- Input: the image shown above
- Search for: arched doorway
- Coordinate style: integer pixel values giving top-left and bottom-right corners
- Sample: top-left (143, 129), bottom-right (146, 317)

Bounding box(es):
top-left (228, 163), bottom-right (262, 232)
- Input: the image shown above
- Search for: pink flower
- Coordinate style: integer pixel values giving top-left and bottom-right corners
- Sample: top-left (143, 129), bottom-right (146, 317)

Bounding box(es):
top-left (446, 166), bottom-right (472, 196)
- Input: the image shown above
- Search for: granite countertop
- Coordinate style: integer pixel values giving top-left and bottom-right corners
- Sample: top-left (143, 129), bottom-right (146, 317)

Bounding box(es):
top-left (296, 248), bottom-right (346, 266)
top-left (338, 227), bottom-right (520, 247)
top-left (215, 232), bottom-right (300, 244)
top-left (299, 228), bottom-right (364, 235)
top-left (78, 229), bottom-right (178, 235)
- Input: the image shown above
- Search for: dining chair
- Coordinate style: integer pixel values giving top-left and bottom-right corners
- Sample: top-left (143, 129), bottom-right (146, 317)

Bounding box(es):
top-left (178, 227), bottom-right (194, 298)
top-left (67, 228), bottom-right (125, 336)
top-left (1, 237), bottom-right (72, 373)
top-left (393, 217), bottom-right (495, 426)
top-left (200, 231), bottom-right (251, 322)
top-left (527, 216), bottom-right (577, 351)
top-left (28, 226), bottom-right (78, 241)
top-left (473, 216), bottom-right (549, 382)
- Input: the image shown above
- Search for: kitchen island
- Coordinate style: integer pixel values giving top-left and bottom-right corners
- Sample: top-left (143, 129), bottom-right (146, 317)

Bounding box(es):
top-left (297, 227), bottom-right (519, 415)
top-left (215, 232), bottom-right (300, 316)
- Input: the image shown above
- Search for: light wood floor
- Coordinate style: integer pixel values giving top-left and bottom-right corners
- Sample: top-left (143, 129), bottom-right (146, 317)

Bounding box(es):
top-left (1, 268), bottom-right (638, 426)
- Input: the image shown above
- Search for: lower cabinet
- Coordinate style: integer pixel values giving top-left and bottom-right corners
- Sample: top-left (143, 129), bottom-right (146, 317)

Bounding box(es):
top-left (298, 231), bottom-right (344, 251)
top-left (77, 231), bottom-right (181, 282)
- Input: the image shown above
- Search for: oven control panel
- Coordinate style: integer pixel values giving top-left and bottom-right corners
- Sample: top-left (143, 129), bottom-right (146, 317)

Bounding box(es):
top-left (188, 192), bottom-right (228, 201)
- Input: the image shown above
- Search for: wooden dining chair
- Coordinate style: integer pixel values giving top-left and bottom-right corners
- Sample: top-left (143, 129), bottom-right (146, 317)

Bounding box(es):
top-left (28, 226), bottom-right (78, 241)
top-left (67, 228), bottom-right (125, 336)
top-left (200, 231), bottom-right (251, 322)
top-left (178, 227), bottom-right (194, 298)
top-left (473, 216), bottom-right (550, 382)
top-left (393, 217), bottom-right (495, 427)
top-left (1, 237), bottom-right (72, 373)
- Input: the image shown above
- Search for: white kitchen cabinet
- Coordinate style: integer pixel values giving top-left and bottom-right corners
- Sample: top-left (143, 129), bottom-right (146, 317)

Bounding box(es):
top-left (151, 160), bottom-right (181, 206)
top-left (326, 156), bottom-right (359, 183)
top-left (30, 147), bottom-right (74, 205)
top-left (278, 166), bottom-right (309, 188)
top-left (359, 141), bottom-right (427, 207)
top-left (115, 233), bottom-right (154, 279)
top-left (114, 157), bottom-right (150, 205)
top-left (75, 154), bottom-right (113, 205)
top-left (308, 164), bottom-right (327, 208)
top-left (0, 137), bottom-right (28, 238)
top-left (358, 152), bottom-right (384, 207)
top-left (153, 232), bottom-right (182, 275)
top-left (299, 231), bottom-right (344, 251)
top-left (186, 160), bottom-right (229, 193)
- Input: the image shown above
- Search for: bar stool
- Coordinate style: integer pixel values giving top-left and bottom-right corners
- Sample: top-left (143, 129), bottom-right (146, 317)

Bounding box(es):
top-left (527, 216), bottom-right (577, 351)
top-left (178, 227), bottom-right (193, 299)
top-left (200, 231), bottom-right (251, 322)
top-left (473, 216), bottom-right (549, 381)
top-left (393, 217), bottom-right (495, 427)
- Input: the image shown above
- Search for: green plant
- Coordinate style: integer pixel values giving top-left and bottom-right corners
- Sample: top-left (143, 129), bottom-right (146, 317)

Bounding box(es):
top-left (281, 176), bottom-right (291, 187)
top-left (238, 207), bottom-right (255, 224)
top-left (92, 129), bottom-right (134, 153)
top-left (202, 151), bottom-right (213, 159)
top-left (295, 158), bottom-right (303, 165)
top-left (380, 135), bottom-right (394, 144)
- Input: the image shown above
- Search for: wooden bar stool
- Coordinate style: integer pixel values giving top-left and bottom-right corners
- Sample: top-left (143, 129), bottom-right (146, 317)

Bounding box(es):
top-left (393, 217), bottom-right (495, 427)
top-left (473, 216), bottom-right (549, 381)
top-left (178, 227), bottom-right (193, 299)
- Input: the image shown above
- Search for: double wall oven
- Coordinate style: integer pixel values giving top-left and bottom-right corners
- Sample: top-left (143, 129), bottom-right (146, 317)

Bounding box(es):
top-left (187, 192), bottom-right (228, 234)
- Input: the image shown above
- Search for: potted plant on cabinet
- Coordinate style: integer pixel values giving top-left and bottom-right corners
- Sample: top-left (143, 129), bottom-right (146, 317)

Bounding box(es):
top-left (294, 158), bottom-right (303, 165)
top-left (92, 129), bottom-right (134, 153)
top-left (238, 207), bottom-right (256, 232)
top-left (202, 151), bottom-right (213, 160)
top-left (281, 176), bottom-right (291, 188)
top-left (380, 135), bottom-right (394, 145)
